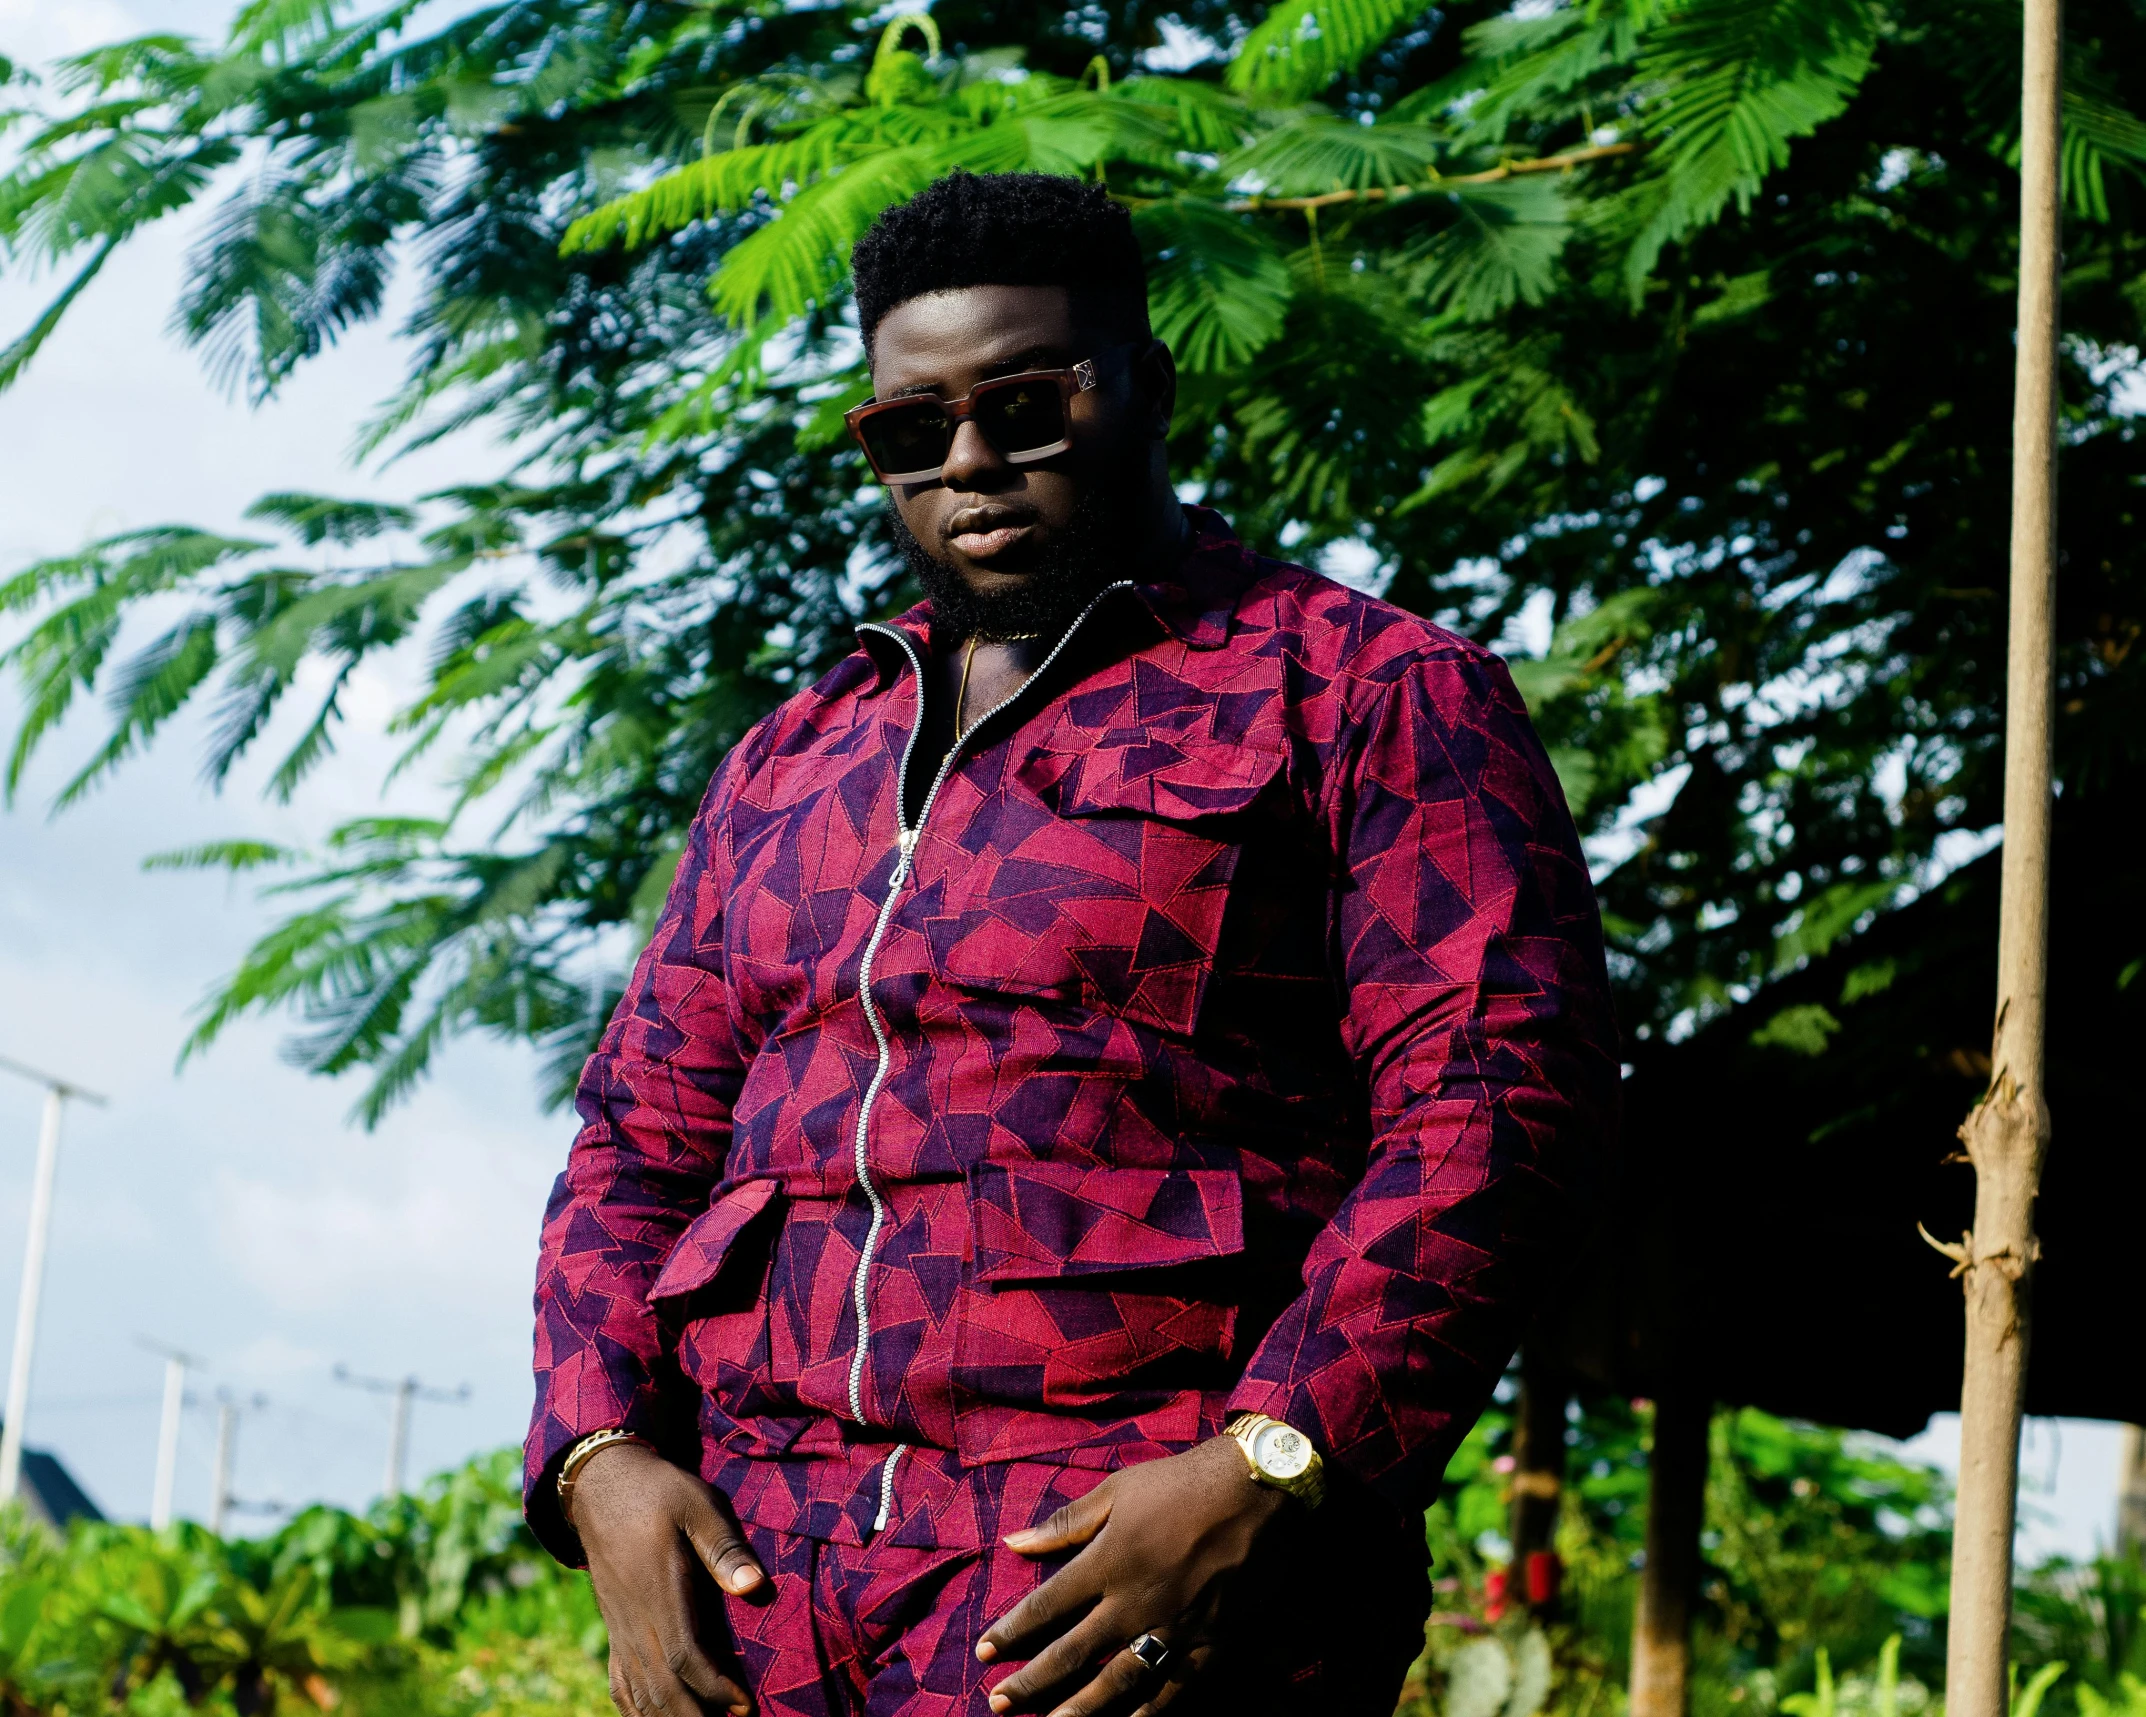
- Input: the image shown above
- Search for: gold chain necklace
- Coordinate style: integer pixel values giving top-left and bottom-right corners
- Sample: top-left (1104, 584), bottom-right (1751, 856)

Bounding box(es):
top-left (950, 632), bottom-right (1044, 742)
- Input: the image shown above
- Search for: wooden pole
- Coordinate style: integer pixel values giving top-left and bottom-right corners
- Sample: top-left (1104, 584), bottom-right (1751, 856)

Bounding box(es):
top-left (1940, 0), bottom-right (2063, 1700)
top-left (1629, 1391), bottom-right (1711, 1717)
top-left (1510, 1350), bottom-right (1568, 1621)
top-left (2117, 1426), bottom-right (2146, 1557)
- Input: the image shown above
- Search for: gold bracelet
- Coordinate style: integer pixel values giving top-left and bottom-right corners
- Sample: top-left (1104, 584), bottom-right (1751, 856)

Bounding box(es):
top-left (557, 1428), bottom-right (652, 1526)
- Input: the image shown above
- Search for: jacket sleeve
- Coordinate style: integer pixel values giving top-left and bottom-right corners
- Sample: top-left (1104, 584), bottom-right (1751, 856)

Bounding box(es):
top-left (523, 750), bottom-right (754, 1563)
top-left (1224, 647), bottom-right (1619, 1516)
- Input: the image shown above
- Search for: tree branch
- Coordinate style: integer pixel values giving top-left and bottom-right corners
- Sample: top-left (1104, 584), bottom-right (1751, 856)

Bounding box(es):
top-left (1227, 142), bottom-right (1640, 212)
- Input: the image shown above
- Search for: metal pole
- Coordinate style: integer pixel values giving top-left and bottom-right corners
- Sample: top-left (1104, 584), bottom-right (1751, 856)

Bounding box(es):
top-left (150, 1353), bottom-right (189, 1529)
top-left (1940, 0), bottom-right (2064, 1704)
top-left (335, 1365), bottom-right (468, 1503)
top-left (210, 1399), bottom-right (237, 1537)
top-left (385, 1378), bottom-right (414, 1500)
top-left (0, 1089), bottom-right (63, 1505)
top-left (0, 1058), bottom-right (104, 1505)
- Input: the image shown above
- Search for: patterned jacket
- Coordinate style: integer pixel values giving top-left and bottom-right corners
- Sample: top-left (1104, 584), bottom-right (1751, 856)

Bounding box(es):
top-left (525, 509), bottom-right (1618, 1561)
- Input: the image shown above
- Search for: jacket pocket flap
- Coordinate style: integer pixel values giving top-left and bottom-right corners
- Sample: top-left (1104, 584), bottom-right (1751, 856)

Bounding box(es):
top-left (648, 1179), bottom-right (781, 1306)
top-left (970, 1162), bottom-right (1244, 1284)
top-left (1026, 740), bottom-right (1285, 825)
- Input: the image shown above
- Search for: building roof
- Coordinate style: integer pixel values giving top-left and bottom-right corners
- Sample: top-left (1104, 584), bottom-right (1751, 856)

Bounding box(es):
top-left (18, 1447), bottom-right (103, 1530)
top-left (1540, 794), bottom-right (2145, 1434)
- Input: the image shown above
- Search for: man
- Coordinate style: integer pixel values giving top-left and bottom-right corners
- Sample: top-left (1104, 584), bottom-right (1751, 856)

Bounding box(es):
top-left (526, 172), bottom-right (1618, 1717)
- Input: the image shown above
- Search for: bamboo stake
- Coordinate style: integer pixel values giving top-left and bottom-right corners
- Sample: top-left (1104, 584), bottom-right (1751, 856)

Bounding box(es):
top-left (1939, 0), bottom-right (2062, 1700)
top-left (1629, 1391), bottom-right (1710, 1717)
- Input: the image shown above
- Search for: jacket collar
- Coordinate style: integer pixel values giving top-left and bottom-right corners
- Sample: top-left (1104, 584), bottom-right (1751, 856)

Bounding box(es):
top-left (854, 505), bottom-right (1254, 684)
top-left (1132, 505), bottom-right (1254, 650)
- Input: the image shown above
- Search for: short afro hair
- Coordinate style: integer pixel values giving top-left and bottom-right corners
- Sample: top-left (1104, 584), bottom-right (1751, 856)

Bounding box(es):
top-left (850, 172), bottom-right (1151, 353)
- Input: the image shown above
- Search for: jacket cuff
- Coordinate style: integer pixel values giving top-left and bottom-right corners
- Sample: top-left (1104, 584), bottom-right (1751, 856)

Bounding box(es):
top-left (523, 1395), bottom-right (668, 1568)
top-left (1223, 1373), bottom-right (1413, 1507)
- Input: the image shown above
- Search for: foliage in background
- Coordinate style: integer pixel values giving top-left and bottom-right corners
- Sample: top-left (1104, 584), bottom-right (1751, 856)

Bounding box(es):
top-left (1402, 1400), bottom-right (1952, 1717)
top-left (2, 0), bottom-right (2141, 1116)
top-left (0, 1432), bottom-right (2133, 1717)
top-left (0, 1449), bottom-right (604, 1717)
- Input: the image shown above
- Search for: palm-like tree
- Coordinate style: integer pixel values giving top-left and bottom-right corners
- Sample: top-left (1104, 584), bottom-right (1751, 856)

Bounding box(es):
top-left (0, 0), bottom-right (2140, 1127)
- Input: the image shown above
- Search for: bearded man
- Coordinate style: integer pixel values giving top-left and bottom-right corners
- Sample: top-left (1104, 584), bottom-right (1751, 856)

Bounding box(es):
top-left (525, 172), bottom-right (1619, 1717)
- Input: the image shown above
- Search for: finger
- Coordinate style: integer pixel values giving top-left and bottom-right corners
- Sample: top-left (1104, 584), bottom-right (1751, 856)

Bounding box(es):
top-left (652, 1531), bottom-right (755, 1714)
top-left (986, 1608), bottom-right (1126, 1713)
top-left (657, 1636), bottom-right (753, 1717)
top-left (624, 1622), bottom-right (752, 1717)
top-left (1030, 1637), bottom-right (1163, 1717)
top-left (1004, 1486), bottom-right (1113, 1556)
top-left (1127, 1641), bottom-right (1214, 1717)
top-left (678, 1481), bottom-right (767, 1596)
top-left (977, 1554), bottom-right (1106, 1663)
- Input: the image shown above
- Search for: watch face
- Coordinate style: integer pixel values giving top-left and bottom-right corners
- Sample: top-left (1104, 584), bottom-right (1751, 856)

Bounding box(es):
top-left (1252, 1421), bottom-right (1314, 1482)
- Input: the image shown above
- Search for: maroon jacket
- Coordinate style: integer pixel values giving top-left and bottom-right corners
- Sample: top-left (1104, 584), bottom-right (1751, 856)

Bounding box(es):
top-left (525, 510), bottom-right (1617, 1559)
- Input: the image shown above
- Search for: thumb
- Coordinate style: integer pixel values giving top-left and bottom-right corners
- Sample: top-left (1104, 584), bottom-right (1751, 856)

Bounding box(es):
top-left (1003, 1484), bottom-right (1112, 1557)
top-left (679, 1482), bottom-right (767, 1596)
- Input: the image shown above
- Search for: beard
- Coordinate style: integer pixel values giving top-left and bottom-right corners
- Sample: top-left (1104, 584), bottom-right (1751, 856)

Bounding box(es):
top-left (886, 473), bottom-right (1143, 643)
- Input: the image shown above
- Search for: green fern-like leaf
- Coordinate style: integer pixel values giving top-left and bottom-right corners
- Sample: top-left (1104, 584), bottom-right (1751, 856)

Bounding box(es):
top-left (1409, 176), bottom-right (1572, 318)
top-left (143, 839), bottom-right (299, 872)
top-left (1623, 0), bottom-right (1879, 292)
top-left (1229, 0), bottom-right (1429, 102)
top-left (1229, 116), bottom-right (1442, 195)
top-left (1136, 199), bottom-right (1294, 371)
top-left (2061, 89), bottom-right (2146, 221)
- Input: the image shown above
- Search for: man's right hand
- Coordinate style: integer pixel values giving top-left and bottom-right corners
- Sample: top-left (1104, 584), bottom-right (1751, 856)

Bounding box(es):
top-left (571, 1441), bottom-right (769, 1717)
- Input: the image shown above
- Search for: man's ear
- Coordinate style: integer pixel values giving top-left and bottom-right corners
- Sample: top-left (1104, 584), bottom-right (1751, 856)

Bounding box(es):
top-left (1135, 338), bottom-right (1177, 439)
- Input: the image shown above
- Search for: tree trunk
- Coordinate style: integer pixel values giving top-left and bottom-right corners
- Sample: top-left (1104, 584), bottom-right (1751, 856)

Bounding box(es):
top-left (1941, 0), bottom-right (2062, 1704)
top-left (1510, 1350), bottom-right (1570, 1620)
top-left (2117, 1426), bottom-right (2146, 1557)
top-left (1629, 1391), bottom-right (1711, 1717)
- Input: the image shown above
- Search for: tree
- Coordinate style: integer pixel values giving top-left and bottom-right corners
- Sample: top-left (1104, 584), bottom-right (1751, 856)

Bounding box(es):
top-left (1, 0), bottom-right (2141, 1120)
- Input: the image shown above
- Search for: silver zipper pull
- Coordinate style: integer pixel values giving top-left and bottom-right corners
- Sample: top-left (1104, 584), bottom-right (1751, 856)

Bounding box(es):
top-left (898, 828), bottom-right (918, 858)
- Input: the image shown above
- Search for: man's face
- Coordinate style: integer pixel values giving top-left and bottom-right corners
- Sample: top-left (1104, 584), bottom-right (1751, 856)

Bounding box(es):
top-left (868, 284), bottom-right (1164, 620)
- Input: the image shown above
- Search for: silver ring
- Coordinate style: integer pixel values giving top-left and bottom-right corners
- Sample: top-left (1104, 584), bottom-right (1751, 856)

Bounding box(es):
top-left (1127, 1633), bottom-right (1172, 1672)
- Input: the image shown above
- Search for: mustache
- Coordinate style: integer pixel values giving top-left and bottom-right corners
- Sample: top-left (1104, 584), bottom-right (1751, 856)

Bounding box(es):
top-left (885, 497), bottom-right (1120, 641)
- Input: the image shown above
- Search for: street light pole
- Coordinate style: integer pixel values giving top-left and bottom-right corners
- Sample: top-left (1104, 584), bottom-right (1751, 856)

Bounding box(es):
top-left (210, 1398), bottom-right (237, 1537)
top-left (207, 1391), bottom-right (266, 1537)
top-left (334, 1366), bottom-right (469, 1501)
top-left (142, 1342), bottom-right (201, 1530)
top-left (385, 1377), bottom-right (414, 1501)
top-left (0, 1055), bottom-right (106, 1505)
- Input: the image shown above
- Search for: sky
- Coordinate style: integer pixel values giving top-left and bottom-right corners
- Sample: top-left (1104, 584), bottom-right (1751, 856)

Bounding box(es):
top-left (0, 0), bottom-right (549, 1527)
top-left (0, 0), bottom-right (2130, 1559)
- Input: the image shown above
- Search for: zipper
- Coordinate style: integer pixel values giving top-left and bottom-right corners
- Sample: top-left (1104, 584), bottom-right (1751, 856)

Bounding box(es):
top-left (871, 1443), bottom-right (907, 1534)
top-left (843, 583), bottom-right (1133, 1430)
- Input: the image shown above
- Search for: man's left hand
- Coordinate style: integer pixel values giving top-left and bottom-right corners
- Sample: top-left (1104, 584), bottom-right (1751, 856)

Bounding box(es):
top-left (975, 1435), bottom-right (1296, 1716)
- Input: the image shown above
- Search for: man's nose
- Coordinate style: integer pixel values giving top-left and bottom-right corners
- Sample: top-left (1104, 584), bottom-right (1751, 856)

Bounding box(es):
top-left (939, 416), bottom-right (1014, 490)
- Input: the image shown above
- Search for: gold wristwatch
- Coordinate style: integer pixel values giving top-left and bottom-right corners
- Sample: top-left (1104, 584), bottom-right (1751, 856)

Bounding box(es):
top-left (1225, 1413), bottom-right (1326, 1509)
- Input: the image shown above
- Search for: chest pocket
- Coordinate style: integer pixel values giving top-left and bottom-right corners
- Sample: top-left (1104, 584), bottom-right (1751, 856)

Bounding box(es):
top-left (952, 1160), bottom-right (1247, 1462)
top-left (933, 739), bottom-right (1287, 1040)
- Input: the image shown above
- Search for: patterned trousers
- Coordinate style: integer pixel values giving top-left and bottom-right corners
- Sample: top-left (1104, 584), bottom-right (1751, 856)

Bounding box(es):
top-left (712, 1503), bottom-right (1429, 1717)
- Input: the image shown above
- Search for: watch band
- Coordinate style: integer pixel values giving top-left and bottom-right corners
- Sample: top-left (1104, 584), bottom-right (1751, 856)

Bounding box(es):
top-left (557, 1427), bottom-right (653, 1526)
top-left (1226, 1412), bottom-right (1326, 1509)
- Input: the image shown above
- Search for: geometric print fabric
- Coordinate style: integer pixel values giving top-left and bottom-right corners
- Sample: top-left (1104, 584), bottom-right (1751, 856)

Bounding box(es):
top-left (525, 507), bottom-right (1619, 1561)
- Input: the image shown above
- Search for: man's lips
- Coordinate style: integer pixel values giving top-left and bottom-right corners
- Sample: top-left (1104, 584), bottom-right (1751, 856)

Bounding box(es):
top-left (945, 509), bottom-right (1039, 562)
top-left (949, 524), bottom-right (1034, 559)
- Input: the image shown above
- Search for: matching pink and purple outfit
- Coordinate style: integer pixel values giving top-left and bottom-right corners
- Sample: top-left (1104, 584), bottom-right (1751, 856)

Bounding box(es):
top-left (525, 509), bottom-right (1619, 1713)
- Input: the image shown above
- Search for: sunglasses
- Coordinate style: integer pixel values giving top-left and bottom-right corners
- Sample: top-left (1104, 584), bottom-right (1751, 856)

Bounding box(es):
top-left (844, 347), bottom-right (1126, 486)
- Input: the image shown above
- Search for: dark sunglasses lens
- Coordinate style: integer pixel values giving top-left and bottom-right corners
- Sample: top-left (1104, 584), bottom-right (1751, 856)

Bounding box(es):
top-left (976, 381), bottom-right (1067, 455)
top-left (860, 402), bottom-right (952, 476)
